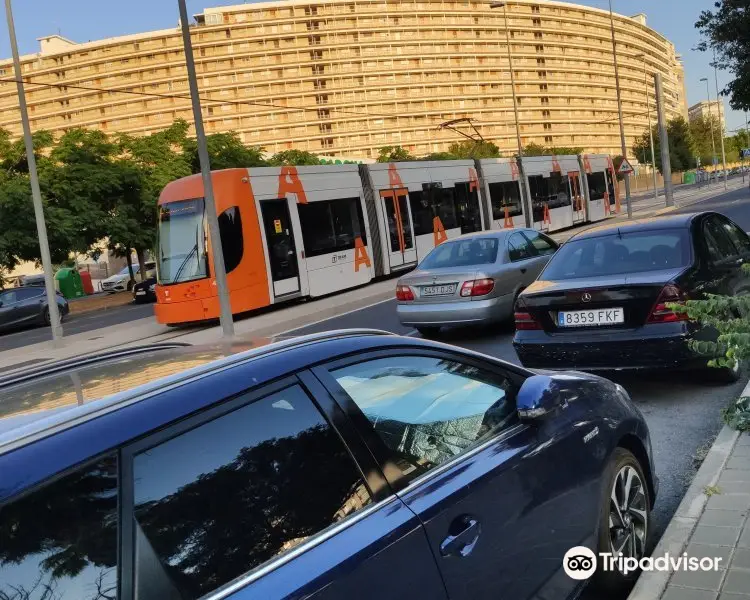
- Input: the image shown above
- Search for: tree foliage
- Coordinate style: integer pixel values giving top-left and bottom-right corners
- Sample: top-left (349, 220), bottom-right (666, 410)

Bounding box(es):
top-left (521, 143), bottom-right (584, 157)
top-left (632, 117), bottom-right (695, 173)
top-left (695, 3), bottom-right (750, 112)
top-left (672, 264), bottom-right (750, 429)
top-left (446, 140), bottom-right (501, 159)
top-left (376, 145), bottom-right (415, 162)
top-left (269, 149), bottom-right (321, 165)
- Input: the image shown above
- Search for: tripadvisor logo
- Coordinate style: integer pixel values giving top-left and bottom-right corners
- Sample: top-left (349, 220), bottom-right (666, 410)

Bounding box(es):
top-left (563, 546), bottom-right (723, 579)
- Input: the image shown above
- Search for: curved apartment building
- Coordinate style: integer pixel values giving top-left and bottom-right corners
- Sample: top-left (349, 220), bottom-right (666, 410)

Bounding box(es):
top-left (0, 0), bottom-right (687, 159)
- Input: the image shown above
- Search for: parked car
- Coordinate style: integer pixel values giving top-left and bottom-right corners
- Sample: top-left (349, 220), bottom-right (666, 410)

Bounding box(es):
top-left (15, 273), bottom-right (46, 287)
top-left (133, 276), bottom-right (157, 303)
top-left (514, 211), bottom-right (750, 381)
top-left (101, 261), bottom-right (156, 292)
top-left (396, 229), bottom-right (559, 337)
top-left (0, 330), bottom-right (657, 600)
top-left (0, 286), bottom-right (69, 332)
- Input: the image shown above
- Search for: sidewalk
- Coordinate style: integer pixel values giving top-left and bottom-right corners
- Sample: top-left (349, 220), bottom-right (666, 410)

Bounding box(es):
top-left (0, 177), bottom-right (745, 375)
top-left (629, 380), bottom-right (750, 600)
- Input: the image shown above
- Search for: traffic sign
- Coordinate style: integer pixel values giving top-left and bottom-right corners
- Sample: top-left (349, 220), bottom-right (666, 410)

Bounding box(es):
top-left (617, 157), bottom-right (634, 175)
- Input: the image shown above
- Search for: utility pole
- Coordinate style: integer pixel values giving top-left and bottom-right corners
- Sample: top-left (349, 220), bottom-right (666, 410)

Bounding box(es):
top-left (655, 73), bottom-right (674, 207)
top-left (713, 48), bottom-right (728, 190)
top-left (636, 53), bottom-right (658, 200)
top-left (178, 0), bottom-right (234, 337)
top-left (5, 0), bottom-right (63, 346)
top-left (700, 77), bottom-right (716, 183)
top-left (609, 0), bottom-right (632, 218)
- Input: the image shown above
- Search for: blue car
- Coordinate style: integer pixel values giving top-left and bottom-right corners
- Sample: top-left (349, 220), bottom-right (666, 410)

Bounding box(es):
top-left (0, 330), bottom-right (657, 600)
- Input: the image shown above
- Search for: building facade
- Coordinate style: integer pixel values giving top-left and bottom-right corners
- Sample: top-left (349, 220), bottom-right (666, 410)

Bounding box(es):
top-left (0, 0), bottom-right (686, 159)
top-left (688, 100), bottom-right (726, 131)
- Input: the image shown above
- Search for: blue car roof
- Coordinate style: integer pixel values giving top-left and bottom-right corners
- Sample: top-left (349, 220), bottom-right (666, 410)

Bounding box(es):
top-left (0, 330), bottom-right (397, 456)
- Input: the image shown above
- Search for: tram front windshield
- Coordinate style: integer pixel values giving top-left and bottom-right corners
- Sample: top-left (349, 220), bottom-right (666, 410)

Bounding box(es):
top-left (158, 199), bottom-right (208, 285)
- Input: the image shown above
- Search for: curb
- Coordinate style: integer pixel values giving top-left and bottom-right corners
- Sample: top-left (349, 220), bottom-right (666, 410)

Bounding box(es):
top-left (627, 379), bottom-right (750, 600)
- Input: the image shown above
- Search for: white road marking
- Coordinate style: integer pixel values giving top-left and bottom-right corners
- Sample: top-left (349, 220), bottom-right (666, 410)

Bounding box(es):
top-left (276, 297), bottom-right (395, 336)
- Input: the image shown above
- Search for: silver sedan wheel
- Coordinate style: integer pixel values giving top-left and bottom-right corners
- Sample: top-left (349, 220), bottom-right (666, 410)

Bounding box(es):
top-left (609, 464), bottom-right (648, 568)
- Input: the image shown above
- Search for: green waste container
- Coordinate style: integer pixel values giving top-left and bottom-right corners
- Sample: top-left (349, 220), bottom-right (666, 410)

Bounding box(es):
top-left (683, 171), bottom-right (696, 185)
top-left (55, 268), bottom-right (85, 299)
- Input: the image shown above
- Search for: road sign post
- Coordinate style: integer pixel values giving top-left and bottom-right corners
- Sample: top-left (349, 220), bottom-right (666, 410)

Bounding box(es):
top-left (617, 157), bottom-right (634, 177)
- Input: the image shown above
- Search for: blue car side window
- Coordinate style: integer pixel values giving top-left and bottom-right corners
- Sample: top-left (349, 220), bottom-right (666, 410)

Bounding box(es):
top-left (0, 455), bottom-right (119, 600)
top-left (333, 356), bottom-right (518, 478)
top-left (131, 384), bottom-right (372, 600)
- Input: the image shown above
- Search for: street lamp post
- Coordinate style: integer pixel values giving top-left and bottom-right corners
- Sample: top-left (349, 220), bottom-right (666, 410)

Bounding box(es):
top-left (490, 2), bottom-right (523, 159)
top-left (4, 0), bottom-right (63, 346)
top-left (609, 0), bottom-right (632, 218)
top-left (713, 48), bottom-right (728, 190)
top-left (635, 53), bottom-right (658, 200)
top-left (700, 77), bottom-right (717, 184)
top-left (177, 0), bottom-right (235, 337)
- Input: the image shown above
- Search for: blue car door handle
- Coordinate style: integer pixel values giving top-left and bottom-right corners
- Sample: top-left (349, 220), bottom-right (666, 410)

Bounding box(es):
top-left (440, 517), bottom-right (481, 558)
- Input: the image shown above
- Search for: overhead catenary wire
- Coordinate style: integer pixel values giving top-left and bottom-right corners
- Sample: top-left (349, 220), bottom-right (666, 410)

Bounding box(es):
top-left (0, 74), bottom-right (661, 137)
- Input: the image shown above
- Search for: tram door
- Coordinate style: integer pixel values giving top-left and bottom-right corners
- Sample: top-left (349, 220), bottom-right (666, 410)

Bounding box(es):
top-left (380, 188), bottom-right (417, 269)
top-left (260, 199), bottom-right (301, 297)
top-left (569, 171), bottom-right (585, 223)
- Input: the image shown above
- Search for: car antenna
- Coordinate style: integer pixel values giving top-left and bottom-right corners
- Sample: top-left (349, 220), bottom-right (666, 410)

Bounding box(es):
top-left (617, 227), bottom-right (623, 239)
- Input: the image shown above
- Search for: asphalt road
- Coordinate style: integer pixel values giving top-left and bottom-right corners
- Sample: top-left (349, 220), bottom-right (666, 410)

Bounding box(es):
top-left (0, 301), bottom-right (155, 352)
top-left (284, 185), bottom-right (750, 561)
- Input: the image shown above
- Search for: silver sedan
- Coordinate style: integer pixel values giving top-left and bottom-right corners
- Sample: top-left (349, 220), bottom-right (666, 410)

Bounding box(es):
top-left (396, 229), bottom-right (559, 337)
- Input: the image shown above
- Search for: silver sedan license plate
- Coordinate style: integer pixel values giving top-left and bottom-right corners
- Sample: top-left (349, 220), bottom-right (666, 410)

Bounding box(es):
top-left (422, 284), bottom-right (457, 297)
top-left (558, 308), bottom-right (624, 327)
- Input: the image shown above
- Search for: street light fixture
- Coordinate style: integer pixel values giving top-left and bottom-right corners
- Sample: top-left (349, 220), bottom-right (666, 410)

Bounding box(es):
top-left (635, 53), bottom-right (658, 200)
top-left (713, 48), bottom-right (728, 190)
top-left (608, 0), bottom-right (632, 218)
top-left (489, 2), bottom-right (523, 158)
top-left (700, 77), bottom-right (717, 183)
top-left (4, 0), bottom-right (63, 346)
top-left (177, 0), bottom-right (235, 337)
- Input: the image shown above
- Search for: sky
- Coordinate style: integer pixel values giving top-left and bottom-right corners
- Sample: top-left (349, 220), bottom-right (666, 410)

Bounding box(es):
top-left (0, 0), bottom-right (745, 134)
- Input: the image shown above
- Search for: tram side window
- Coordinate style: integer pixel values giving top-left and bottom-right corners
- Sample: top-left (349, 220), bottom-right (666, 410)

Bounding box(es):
top-left (438, 188), bottom-right (459, 230)
top-left (586, 172), bottom-right (607, 201)
top-left (488, 181), bottom-right (523, 219)
top-left (298, 197), bottom-right (368, 258)
top-left (409, 190), bottom-right (433, 237)
top-left (218, 206), bottom-right (243, 273)
top-left (528, 172), bottom-right (571, 222)
top-left (454, 182), bottom-right (482, 234)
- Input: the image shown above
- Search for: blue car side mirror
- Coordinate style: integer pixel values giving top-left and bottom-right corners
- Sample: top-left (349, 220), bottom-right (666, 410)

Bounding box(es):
top-left (517, 374), bottom-right (568, 421)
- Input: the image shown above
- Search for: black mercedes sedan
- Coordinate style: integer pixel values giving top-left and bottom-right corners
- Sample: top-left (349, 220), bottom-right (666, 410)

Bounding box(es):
top-left (132, 276), bottom-right (157, 304)
top-left (514, 212), bottom-right (750, 382)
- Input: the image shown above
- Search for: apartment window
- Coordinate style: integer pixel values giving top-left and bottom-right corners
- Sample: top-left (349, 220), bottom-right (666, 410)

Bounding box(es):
top-left (543, 123), bottom-right (551, 130)
top-left (532, 18), bottom-right (541, 26)
top-left (542, 109), bottom-right (551, 118)
top-left (539, 83), bottom-right (548, 91)
top-left (535, 45), bottom-right (544, 53)
top-left (536, 58), bottom-right (546, 65)
top-left (544, 135), bottom-right (553, 143)
top-left (531, 4), bottom-right (540, 12)
top-left (534, 32), bottom-right (543, 39)
top-left (541, 97), bottom-right (549, 105)
top-left (538, 70), bottom-right (547, 78)
top-left (321, 137), bottom-right (334, 148)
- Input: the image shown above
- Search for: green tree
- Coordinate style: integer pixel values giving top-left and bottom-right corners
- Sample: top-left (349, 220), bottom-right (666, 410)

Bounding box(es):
top-left (377, 145), bottom-right (414, 162)
top-left (521, 142), bottom-right (548, 157)
top-left (269, 149), bottom-right (321, 165)
top-left (447, 140), bottom-right (501, 159)
top-left (689, 115), bottom-right (722, 167)
top-left (118, 121), bottom-right (192, 280)
top-left (674, 264), bottom-right (750, 429)
top-left (182, 130), bottom-right (266, 172)
top-left (632, 117), bottom-right (695, 174)
top-left (696, 3), bottom-right (750, 112)
top-left (547, 146), bottom-right (584, 156)
top-left (421, 152), bottom-right (458, 161)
